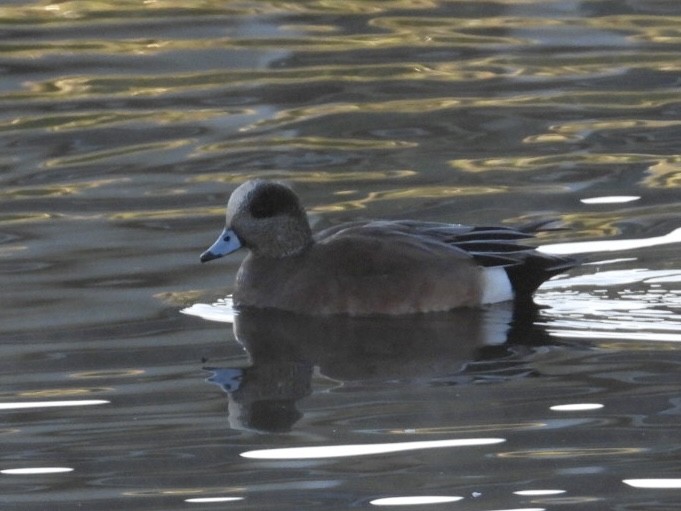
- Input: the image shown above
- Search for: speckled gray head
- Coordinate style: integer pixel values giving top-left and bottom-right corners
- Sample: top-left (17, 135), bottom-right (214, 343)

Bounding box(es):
top-left (200, 180), bottom-right (312, 262)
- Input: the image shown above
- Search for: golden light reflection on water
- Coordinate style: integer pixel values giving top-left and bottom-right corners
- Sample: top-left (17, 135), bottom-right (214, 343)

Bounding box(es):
top-left (643, 159), bottom-right (681, 188)
top-left (242, 90), bottom-right (681, 135)
top-left (452, 153), bottom-right (681, 191)
top-left (10, 66), bottom-right (680, 120)
top-left (246, 99), bottom-right (463, 132)
top-left (0, 0), bottom-right (261, 22)
top-left (0, 179), bottom-right (123, 200)
top-left (15, 64), bottom-right (496, 102)
top-left (192, 169), bottom-right (416, 184)
top-left (44, 140), bottom-right (190, 168)
top-left (489, 52), bottom-right (681, 76)
top-left (0, 213), bottom-right (53, 224)
top-left (587, 15), bottom-right (681, 44)
top-left (548, 119), bottom-right (681, 137)
top-left (2, 40), bottom-right (193, 59)
top-left (534, 214), bottom-right (623, 241)
top-left (199, 136), bottom-right (417, 155)
top-left (109, 206), bottom-right (220, 221)
top-left (312, 185), bottom-right (507, 212)
top-left (370, 15), bottom-right (564, 46)
top-left (452, 153), bottom-right (667, 173)
top-left (0, 109), bottom-right (238, 133)
top-left (5, 10), bottom-right (679, 57)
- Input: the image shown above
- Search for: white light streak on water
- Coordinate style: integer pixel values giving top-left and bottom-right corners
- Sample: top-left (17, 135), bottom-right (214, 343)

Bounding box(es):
top-left (241, 438), bottom-right (506, 460)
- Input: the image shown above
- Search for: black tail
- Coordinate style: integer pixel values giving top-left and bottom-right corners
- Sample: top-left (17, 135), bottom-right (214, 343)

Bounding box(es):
top-left (504, 253), bottom-right (577, 299)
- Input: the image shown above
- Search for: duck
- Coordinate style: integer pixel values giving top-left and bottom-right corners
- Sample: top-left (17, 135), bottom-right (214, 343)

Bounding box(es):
top-left (200, 179), bottom-right (576, 315)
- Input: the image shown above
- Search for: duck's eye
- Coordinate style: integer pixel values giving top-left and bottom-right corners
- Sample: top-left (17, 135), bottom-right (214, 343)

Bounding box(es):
top-left (223, 234), bottom-right (231, 242)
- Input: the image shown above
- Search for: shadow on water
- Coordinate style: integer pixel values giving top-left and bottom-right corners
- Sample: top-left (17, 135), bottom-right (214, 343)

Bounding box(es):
top-left (201, 302), bottom-right (559, 432)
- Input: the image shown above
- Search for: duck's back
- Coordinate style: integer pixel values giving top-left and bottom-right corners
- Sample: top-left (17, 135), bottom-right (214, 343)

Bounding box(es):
top-left (326, 220), bottom-right (576, 298)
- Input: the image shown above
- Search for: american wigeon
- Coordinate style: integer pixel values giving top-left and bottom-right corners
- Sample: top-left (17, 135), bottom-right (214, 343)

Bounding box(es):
top-left (200, 179), bottom-right (576, 315)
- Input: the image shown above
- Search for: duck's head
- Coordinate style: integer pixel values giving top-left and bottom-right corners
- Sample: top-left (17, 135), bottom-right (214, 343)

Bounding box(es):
top-left (200, 179), bottom-right (312, 262)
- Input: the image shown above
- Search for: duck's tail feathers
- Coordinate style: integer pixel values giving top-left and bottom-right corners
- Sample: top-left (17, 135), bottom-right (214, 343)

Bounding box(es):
top-left (504, 253), bottom-right (577, 299)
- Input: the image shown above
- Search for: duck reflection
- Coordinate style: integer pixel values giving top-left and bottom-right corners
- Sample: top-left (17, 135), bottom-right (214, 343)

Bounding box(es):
top-left (207, 304), bottom-right (550, 432)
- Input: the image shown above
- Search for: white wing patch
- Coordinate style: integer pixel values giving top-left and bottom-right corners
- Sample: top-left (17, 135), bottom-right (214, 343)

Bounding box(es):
top-left (479, 267), bottom-right (514, 304)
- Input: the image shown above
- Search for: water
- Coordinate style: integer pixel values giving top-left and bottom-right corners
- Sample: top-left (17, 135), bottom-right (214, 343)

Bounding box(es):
top-left (1, 0), bottom-right (680, 509)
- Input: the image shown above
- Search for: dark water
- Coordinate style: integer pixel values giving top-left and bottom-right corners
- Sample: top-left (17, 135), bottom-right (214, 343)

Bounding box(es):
top-left (1, 1), bottom-right (680, 510)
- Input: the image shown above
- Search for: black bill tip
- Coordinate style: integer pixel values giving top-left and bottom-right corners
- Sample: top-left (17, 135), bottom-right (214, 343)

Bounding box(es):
top-left (200, 251), bottom-right (222, 263)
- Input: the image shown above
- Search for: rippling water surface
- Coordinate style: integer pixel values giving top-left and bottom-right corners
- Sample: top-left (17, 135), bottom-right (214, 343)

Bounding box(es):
top-left (1, 1), bottom-right (680, 510)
